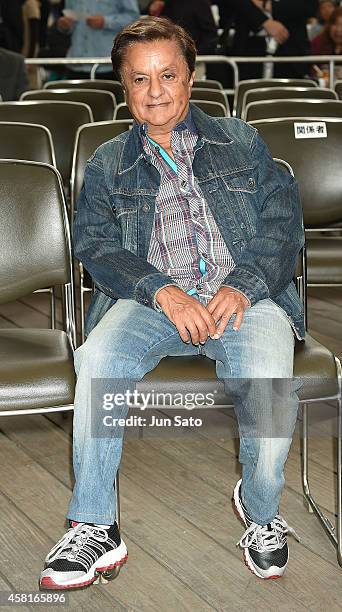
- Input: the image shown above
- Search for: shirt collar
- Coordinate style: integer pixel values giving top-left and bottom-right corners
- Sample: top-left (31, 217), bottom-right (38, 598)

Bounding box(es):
top-left (138, 107), bottom-right (197, 140)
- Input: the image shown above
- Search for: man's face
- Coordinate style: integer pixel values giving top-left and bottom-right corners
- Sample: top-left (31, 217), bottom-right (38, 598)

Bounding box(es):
top-left (121, 39), bottom-right (195, 133)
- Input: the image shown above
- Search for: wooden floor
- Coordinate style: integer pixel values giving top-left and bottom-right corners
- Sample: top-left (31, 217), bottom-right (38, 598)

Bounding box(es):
top-left (0, 287), bottom-right (341, 611)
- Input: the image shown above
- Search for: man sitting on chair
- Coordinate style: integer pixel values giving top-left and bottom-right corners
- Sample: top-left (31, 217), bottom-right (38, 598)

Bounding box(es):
top-left (39, 16), bottom-right (304, 589)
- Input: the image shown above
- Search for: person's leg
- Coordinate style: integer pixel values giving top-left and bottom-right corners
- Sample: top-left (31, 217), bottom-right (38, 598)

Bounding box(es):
top-left (204, 298), bottom-right (299, 524)
top-left (67, 298), bottom-right (197, 525)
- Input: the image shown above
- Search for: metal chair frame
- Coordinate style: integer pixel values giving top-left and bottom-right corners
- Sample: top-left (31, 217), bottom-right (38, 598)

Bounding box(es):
top-left (233, 78), bottom-right (318, 118)
top-left (244, 98), bottom-right (342, 122)
top-left (241, 86), bottom-right (337, 120)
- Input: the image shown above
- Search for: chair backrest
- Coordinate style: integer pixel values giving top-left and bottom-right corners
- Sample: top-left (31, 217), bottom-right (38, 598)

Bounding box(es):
top-left (71, 120), bottom-right (132, 216)
top-left (191, 100), bottom-right (227, 117)
top-left (22, 88), bottom-right (116, 122)
top-left (245, 99), bottom-right (342, 122)
top-left (242, 87), bottom-right (337, 119)
top-left (44, 78), bottom-right (125, 103)
top-left (249, 117), bottom-right (342, 226)
top-left (113, 102), bottom-right (133, 120)
top-left (190, 87), bottom-right (229, 112)
top-left (193, 79), bottom-right (223, 90)
top-left (0, 160), bottom-right (72, 303)
top-left (0, 122), bottom-right (56, 165)
top-left (335, 80), bottom-right (342, 100)
top-left (234, 78), bottom-right (317, 118)
top-left (0, 101), bottom-right (93, 185)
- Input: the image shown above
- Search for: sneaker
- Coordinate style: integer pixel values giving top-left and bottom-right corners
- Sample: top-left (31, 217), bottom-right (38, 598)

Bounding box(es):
top-left (39, 521), bottom-right (128, 590)
top-left (232, 479), bottom-right (299, 580)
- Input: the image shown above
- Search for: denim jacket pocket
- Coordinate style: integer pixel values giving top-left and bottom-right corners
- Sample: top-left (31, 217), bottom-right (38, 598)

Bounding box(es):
top-left (222, 167), bottom-right (259, 194)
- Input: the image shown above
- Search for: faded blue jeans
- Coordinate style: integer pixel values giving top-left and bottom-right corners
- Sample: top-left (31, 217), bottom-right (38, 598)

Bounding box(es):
top-left (67, 298), bottom-right (299, 526)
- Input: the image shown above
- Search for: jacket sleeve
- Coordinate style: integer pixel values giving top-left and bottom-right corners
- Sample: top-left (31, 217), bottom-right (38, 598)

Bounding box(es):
top-left (73, 153), bottom-right (178, 309)
top-left (103, 0), bottom-right (140, 31)
top-left (235, 0), bottom-right (268, 33)
top-left (222, 130), bottom-right (305, 305)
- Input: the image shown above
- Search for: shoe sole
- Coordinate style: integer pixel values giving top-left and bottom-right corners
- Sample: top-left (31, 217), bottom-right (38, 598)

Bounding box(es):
top-left (232, 484), bottom-right (285, 581)
top-left (39, 541), bottom-right (128, 590)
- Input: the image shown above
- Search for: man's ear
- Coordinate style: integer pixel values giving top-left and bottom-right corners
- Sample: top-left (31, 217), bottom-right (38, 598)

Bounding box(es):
top-left (189, 70), bottom-right (195, 88)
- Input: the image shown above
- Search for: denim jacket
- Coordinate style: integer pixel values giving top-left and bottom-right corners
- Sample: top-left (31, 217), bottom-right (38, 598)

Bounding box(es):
top-left (74, 103), bottom-right (305, 340)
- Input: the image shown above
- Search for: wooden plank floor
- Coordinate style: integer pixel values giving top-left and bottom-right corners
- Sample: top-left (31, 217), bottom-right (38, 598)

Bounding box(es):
top-left (0, 287), bottom-right (341, 611)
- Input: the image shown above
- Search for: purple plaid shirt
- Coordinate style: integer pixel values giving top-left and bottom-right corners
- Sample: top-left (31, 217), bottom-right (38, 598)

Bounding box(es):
top-left (140, 111), bottom-right (235, 304)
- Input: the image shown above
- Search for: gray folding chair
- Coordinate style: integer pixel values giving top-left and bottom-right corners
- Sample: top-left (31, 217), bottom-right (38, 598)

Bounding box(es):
top-left (0, 121), bottom-right (55, 165)
top-left (249, 117), bottom-right (342, 297)
top-left (193, 79), bottom-right (223, 90)
top-left (44, 79), bottom-right (125, 103)
top-left (234, 78), bottom-right (318, 118)
top-left (241, 87), bottom-right (337, 120)
top-left (71, 120), bottom-right (133, 344)
top-left (191, 100), bottom-right (227, 117)
top-left (190, 87), bottom-right (230, 113)
top-left (245, 99), bottom-right (342, 122)
top-left (0, 122), bottom-right (57, 327)
top-left (22, 88), bottom-right (116, 122)
top-left (0, 101), bottom-right (93, 187)
top-left (0, 159), bottom-right (76, 416)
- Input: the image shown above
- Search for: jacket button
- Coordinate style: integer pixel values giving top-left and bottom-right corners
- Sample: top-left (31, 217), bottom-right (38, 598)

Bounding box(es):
top-left (142, 203), bottom-right (150, 212)
top-left (248, 178), bottom-right (255, 188)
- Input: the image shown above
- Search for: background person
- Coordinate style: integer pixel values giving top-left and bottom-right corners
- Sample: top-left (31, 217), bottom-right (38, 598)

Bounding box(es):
top-left (57, 0), bottom-right (140, 78)
top-left (216, 0), bottom-right (318, 80)
top-left (311, 6), bottom-right (342, 82)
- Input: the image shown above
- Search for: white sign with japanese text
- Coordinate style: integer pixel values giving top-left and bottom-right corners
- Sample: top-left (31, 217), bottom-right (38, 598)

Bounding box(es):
top-left (294, 122), bottom-right (327, 139)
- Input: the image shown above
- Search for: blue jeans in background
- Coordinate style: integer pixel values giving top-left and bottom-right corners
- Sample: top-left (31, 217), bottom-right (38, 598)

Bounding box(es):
top-left (67, 298), bottom-right (299, 526)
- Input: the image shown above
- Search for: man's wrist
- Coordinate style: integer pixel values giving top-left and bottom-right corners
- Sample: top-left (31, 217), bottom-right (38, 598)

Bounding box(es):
top-left (153, 284), bottom-right (179, 311)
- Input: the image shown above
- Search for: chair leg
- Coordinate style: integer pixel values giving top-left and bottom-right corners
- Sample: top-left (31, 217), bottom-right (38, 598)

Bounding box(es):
top-left (301, 403), bottom-right (313, 514)
top-left (301, 394), bottom-right (342, 567)
top-left (50, 287), bottom-right (56, 329)
top-left (337, 359), bottom-right (342, 566)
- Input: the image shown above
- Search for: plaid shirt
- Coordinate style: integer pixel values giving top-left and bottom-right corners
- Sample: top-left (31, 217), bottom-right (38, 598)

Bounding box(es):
top-left (140, 111), bottom-right (235, 304)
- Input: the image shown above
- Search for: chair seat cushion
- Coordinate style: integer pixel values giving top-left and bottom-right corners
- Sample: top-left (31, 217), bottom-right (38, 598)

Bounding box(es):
top-left (306, 237), bottom-right (342, 284)
top-left (138, 333), bottom-right (339, 405)
top-left (0, 329), bottom-right (75, 412)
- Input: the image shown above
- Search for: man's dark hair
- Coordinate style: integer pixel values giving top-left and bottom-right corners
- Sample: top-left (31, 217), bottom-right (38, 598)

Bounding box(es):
top-left (111, 16), bottom-right (197, 82)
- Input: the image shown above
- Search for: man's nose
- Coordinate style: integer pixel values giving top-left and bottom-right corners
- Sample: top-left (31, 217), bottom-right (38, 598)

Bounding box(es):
top-left (148, 76), bottom-right (163, 98)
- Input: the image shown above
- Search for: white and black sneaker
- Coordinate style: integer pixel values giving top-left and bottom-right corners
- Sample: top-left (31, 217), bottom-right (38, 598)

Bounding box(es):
top-left (232, 479), bottom-right (300, 580)
top-left (39, 520), bottom-right (128, 590)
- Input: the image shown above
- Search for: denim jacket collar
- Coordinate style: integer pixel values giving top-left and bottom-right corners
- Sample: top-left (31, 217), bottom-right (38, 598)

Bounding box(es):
top-left (117, 103), bottom-right (234, 175)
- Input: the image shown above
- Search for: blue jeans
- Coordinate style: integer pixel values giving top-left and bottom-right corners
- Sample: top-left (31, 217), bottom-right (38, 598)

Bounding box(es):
top-left (67, 298), bottom-right (299, 526)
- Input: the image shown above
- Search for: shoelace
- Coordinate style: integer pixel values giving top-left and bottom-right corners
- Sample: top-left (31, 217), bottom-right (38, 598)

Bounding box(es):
top-left (237, 516), bottom-right (301, 553)
top-left (46, 523), bottom-right (109, 564)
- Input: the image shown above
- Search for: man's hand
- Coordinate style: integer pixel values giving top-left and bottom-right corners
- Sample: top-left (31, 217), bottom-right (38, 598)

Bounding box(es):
top-left (207, 287), bottom-right (250, 338)
top-left (156, 286), bottom-right (216, 345)
top-left (57, 16), bottom-right (74, 31)
top-left (86, 15), bottom-right (105, 29)
top-left (263, 18), bottom-right (289, 44)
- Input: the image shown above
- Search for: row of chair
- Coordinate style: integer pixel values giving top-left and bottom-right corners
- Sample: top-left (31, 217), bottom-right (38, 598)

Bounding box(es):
top-left (0, 157), bottom-right (340, 569)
